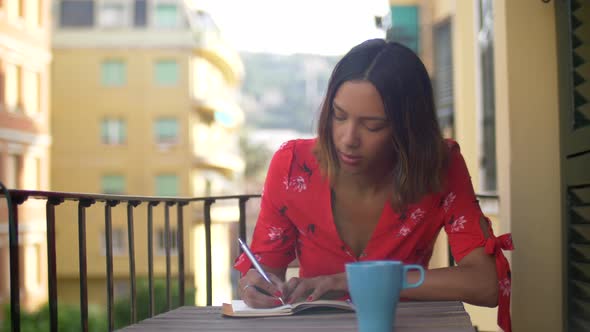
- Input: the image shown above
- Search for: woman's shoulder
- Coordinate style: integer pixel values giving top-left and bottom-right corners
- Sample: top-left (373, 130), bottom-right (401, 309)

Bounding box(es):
top-left (274, 138), bottom-right (317, 157)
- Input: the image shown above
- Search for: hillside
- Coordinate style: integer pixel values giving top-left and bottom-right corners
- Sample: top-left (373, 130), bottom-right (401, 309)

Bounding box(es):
top-left (239, 52), bottom-right (340, 133)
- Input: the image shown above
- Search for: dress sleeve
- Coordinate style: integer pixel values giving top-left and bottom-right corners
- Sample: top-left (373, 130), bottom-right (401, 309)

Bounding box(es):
top-left (442, 142), bottom-right (514, 332)
top-left (233, 141), bottom-right (298, 275)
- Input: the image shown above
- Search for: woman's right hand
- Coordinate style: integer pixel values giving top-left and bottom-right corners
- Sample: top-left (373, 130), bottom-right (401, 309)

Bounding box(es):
top-left (238, 269), bottom-right (287, 308)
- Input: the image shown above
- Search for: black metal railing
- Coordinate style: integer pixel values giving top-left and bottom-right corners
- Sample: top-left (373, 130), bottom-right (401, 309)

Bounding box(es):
top-left (1, 188), bottom-right (260, 332)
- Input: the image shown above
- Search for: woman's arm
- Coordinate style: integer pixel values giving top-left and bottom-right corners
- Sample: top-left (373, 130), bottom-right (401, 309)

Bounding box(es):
top-left (284, 247), bottom-right (497, 307)
top-left (401, 247), bottom-right (498, 307)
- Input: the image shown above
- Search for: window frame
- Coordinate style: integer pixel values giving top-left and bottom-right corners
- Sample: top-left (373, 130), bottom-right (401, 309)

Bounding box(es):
top-left (154, 117), bottom-right (179, 145)
top-left (97, 0), bottom-right (131, 28)
top-left (101, 59), bottom-right (126, 87)
top-left (154, 59), bottom-right (179, 86)
top-left (101, 118), bottom-right (127, 145)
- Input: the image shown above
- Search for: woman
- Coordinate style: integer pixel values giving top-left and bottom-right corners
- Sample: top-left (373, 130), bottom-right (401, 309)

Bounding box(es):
top-left (234, 39), bottom-right (512, 332)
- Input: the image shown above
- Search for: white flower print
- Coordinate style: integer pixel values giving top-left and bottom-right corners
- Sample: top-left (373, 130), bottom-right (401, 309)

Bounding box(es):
top-left (451, 216), bottom-right (467, 232)
top-left (443, 192), bottom-right (456, 212)
top-left (398, 226), bottom-right (411, 237)
top-left (499, 277), bottom-right (511, 297)
top-left (268, 226), bottom-right (285, 241)
top-left (291, 176), bottom-right (307, 192)
top-left (283, 176), bottom-right (307, 192)
top-left (410, 208), bottom-right (425, 224)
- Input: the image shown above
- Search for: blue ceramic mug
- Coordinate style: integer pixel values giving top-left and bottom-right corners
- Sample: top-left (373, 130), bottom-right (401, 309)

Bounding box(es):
top-left (346, 260), bottom-right (425, 332)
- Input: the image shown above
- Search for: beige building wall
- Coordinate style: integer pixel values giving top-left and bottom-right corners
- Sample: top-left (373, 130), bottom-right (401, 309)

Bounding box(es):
top-left (0, 0), bottom-right (52, 312)
top-left (51, 0), bottom-right (245, 308)
top-left (494, 1), bottom-right (562, 331)
top-left (388, 0), bottom-right (568, 330)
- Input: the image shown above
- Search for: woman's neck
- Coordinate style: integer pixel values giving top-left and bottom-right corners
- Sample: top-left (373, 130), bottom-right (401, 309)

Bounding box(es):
top-left (335, 169), bottom-right (391, 196)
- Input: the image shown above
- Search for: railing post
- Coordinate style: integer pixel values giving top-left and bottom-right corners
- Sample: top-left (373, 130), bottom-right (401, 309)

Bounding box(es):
top-left (177, 202), bottom-right (187, 307)
top-left (127, 201), bottom-right (140, 324)
top-left (78, 198), bottom-right (95, 332)
top-left (105, 200), bottom-right (119, 332)
top-left (8, 192), bottom-right (26, 332)
top-left (147, 201), bottom-right (159, 317)
top-left (46, 197), bottom-right (64, 332)
top-left (238, 197), bottom-right (249, 250)
top-left (203, 199), bottom-right (215, 306)
top-left (164, 202), bottom-right (173, 311)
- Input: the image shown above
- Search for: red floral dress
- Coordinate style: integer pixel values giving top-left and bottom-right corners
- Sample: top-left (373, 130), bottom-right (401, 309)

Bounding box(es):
top-left (234, 138), bottom-right (513, 332)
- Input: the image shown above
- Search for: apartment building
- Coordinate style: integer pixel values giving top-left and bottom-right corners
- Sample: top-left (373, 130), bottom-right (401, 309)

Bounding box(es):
top-left (387, 1), bottom-right (589, 331)
top-left (0, 0), bottom-right (52, 312)
top-left (51, 0), bottom-right (245, 306)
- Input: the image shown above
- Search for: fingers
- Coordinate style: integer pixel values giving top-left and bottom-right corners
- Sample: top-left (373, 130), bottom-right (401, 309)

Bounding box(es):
top-left (285, 276), bottom-right (343, 304)
top-left (286, 278), bottom-right (314, 304)
top-left (239, 269), bottom-right (285, 308)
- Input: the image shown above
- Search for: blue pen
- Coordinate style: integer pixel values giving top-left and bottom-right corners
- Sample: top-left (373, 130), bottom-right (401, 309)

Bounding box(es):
top-left (238, 238), bottom-right (285, 305)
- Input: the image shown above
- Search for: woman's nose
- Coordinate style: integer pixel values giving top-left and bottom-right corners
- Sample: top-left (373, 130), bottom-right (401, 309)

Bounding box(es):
top-left (342, 123), bottom-right (360, 148)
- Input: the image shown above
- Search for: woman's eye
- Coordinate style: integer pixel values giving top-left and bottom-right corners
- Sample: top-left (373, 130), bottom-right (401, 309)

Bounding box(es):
top-left (364, 122), bottom-right (387, 132)
top-left (332, 113), bottom-right (346, 121)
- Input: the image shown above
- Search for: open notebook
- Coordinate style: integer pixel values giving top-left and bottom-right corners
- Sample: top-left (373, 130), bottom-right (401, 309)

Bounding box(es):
top-left (222, 299), bottom-right (354, 317)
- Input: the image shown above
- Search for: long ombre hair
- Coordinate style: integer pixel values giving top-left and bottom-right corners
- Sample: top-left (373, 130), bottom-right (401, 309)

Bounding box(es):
top-left (314, 39), bottom-right (448, 212)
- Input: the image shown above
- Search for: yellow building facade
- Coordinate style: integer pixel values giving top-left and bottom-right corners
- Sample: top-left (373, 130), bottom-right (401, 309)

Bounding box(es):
top-left (387, 1), bottom-right (589, 331)
top-left (0, 0), bottom-right (52, 312)
top-left (51, 0), bottom-right (244, 307)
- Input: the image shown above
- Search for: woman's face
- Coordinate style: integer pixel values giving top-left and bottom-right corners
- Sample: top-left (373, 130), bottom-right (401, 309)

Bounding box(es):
top-left (331, 80), bottom-right (394, 176)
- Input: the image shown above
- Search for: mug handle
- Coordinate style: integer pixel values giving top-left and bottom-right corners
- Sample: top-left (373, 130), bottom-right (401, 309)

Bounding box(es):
top-left (402, 264), bottom-right (425, 289)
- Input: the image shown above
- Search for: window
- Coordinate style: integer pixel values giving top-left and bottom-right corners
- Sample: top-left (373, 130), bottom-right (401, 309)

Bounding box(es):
top-left (5, 154), bottom-right (22, 189)
top-left (154, 60), bottom-right (178, 86)
top-left (17, 0), bottom-right (24, 18)
top-left (154, 3), bottom-right (178, 28)
top-left (154, 118), bottom-right (179, 144)
top-left (36, 72), bottom-right (42, 114)
top-left (389, 6), bottom-right (419, 53)
top-left (101, 228), bottom-right (127, 256)
top-left (155, 174), bottom-right (178, 196)
top-left (101, 174), bottom-right (125, 194)
top-left (101, 60), bottom-right (126, 86)
top-left (0, 61), bottom-right (5, 110)
top-left (101, 118), bottom-right (126, 145)
top-left (433, 21), bottom-right (454, 139)
top-left (60, 0), bottom-right (94, 27)
top-left (37, 0), bottom-right (43, 26)
top-left (98, 2), bottom-right (127, 28)
top-left (133, 0), bottom-right (147, 27)
top-left (477, 0), bottom-right (497, 192)
top-left (157, 227), bottom-right (177, 254)
top-left (16, 65), bottom-right (23, 112)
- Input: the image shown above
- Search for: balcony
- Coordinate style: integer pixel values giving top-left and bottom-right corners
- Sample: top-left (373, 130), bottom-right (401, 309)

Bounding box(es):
top-left (0, 188), bottom-right (259, 332)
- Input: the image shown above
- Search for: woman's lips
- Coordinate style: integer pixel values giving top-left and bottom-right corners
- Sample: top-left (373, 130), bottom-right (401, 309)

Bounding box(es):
top-left (339, 151), bottom-right (362, 166)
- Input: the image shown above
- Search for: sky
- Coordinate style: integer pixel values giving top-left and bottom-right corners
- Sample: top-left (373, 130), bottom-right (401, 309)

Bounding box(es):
top-left (190, 0), bottom-right (390, 56)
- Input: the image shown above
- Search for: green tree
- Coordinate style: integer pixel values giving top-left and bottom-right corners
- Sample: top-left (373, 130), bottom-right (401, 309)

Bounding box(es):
top-left (1, 302), bottom-right (107, 332)
top-left (113, 278), bottom-right (195, 329)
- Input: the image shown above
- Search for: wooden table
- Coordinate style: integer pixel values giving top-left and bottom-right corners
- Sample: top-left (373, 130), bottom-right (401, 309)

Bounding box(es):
top-left (117, 301), bottom-right (476, 331)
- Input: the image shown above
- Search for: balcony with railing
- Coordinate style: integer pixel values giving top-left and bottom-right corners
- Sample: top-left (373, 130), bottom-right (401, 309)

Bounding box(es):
top-left (0, 186), bottom-right (260, 332)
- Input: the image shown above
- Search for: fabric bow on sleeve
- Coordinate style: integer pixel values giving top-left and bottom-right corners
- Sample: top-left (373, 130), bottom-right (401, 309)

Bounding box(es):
top-left (485, 233), bottom-right (514, 332)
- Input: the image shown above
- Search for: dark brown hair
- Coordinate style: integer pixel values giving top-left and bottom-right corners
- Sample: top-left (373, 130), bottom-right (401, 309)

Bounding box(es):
top-left (314, 39), bottom-right (448, 211)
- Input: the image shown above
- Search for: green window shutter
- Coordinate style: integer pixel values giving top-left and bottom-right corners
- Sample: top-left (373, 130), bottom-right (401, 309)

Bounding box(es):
top-left (155, 60), bottom-right (179, 86)
top-left (156, 174), bottom-right (178, 196)
top-left (389, 6), bottom-right (420, 54)
top-left (155, 118), bottom-right (178, 143)
top-left (154, 4), bottom-right (177, 28)
top-left (102, 175), bottom-right (125, 194)
top-left (101, 60), bottom-right (126, 86)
